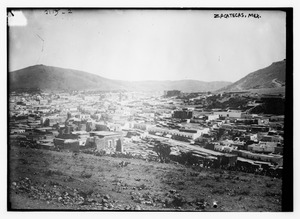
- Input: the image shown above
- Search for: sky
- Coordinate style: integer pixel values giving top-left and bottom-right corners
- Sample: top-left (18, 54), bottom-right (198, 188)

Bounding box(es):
top-left (8, 9), bottom-right (286, 82)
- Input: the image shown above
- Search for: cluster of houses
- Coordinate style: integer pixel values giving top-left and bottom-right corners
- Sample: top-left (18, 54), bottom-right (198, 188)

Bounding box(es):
top-left (9, 89), bottom-right (284, 174)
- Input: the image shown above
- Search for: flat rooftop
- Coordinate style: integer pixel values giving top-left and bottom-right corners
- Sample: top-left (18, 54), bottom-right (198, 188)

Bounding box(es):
top-left (90, 131), bottom-right (122, 136)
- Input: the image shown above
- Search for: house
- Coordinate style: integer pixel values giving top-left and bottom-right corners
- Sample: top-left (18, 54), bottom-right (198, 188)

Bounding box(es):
top-left (41, 116), bottom-right (65, 126)
top-left (95, 123), bottom-right (109, 131)
top-left (133, 122), bottom-right (150, 131)
top-left (164, 90), bottom-right (181, 97)
top-left (10, 129), bottom-right (25, 134)
top-left (54, 138), bottom-right (79, 151)
top-left (207, 114), bottom-right (220, 121)
top-left (173, 110), bottom-right (193, 120)
top-left (89, 131), bottom-right (123, 153)
top-left (213, 110), bottom-right (243, 118)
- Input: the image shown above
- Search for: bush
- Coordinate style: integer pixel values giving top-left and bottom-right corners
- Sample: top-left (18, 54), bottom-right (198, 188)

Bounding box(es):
top-left (211, 188), bottom-right (226, 195)
top-left (137, 184), bottom-right (147, 190)
top-left (203, 183), bottom-right (214, 188)
top-left (172, 195), bottom-right (186, 207)
top-left (94, 150), bottom-right (106, 156)
top-left (80, 172), bottom-right (92, 178)
top-left (238, 189), bottom-right (250, 196)
top-left (45, 169), bottom-right (63, 176)
top-left (177, 181), bottom-right (185, 186)
top-left (232, 188), bottom-right (251, 196)
top-left (214, 176), bottom-right (222, 182)
top-left (264, 191), bottom-right (280, 197)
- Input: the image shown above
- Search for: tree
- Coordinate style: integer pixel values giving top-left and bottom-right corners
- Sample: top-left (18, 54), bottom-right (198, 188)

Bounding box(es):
top-left (153, 143), bottom-right (171, 163)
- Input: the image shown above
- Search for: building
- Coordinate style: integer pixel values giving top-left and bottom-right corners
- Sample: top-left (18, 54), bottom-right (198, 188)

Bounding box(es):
top-left (260, 134), bottom-right (283, 143)
top-left (133, 123), bottom-right (149, 131)
top-left (207, 114), bottom-right (220, 121)
top-left (95, 123), bottom-right (109, 131)
top-left (248, 141), bottom-right (278, 153)
top-left (53, 138), bottom-right (79, 151)
top-left (213, 110), bottom-right (243, 118)
top-left (171, 130), bottom-right (200, 142)
top-left (41, 116), bottom-right (65, 127)
top-left (173, 110), bottom-right (193, 119)
top-left (147, 126), bottom-right (209, 142)
top-left (89, 131), bottom-right (123, 153)
top-left (237, 150), bottom-right (283, 164)
top-left (164, 90), bottom-right (181, 97)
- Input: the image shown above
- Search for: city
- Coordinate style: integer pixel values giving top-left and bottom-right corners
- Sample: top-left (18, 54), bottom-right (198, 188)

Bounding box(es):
top-left (9, 88), bottom-right (285, 211)
top-left (9, 89), bottom-right (285, 175)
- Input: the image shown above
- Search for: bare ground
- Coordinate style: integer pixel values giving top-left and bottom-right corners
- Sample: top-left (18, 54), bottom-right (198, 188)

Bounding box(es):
top-left (8, 145), bottom-right (282, 211)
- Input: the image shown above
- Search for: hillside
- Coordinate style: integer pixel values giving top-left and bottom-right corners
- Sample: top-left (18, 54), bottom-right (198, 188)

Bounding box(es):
top-left (218, 60), bottom-right (286, 92)
top-left (9, 65), bottom-right (231, 92)
top-left (9, 65), bottom-right (126, 91)
top-left (9, 145), bottom-right (282, 211)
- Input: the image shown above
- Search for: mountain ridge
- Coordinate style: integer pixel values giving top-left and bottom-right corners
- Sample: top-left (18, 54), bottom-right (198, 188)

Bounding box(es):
top-left (218, 60), bottom-right (286, 92)
top-left (9, 65), bottom-right (232, 92)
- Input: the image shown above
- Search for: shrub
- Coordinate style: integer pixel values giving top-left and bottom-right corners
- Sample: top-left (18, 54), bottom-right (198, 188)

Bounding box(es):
top-left (214, 175), bottom-right (222, 182)
top-left (232, 188), bottom-right (251, 196)
top-left (177, 181), bottom-right (185, 186)
top-left (45, 169), bottom-right (63, 176)
top-left (264, 191), bottom-right (280, 197)
top-left (203, 183), bottom-right (214, 188)
top-left (81, 172), bottom-right (92, 178)
top-left (211, 188), bottom-right (226, 195)
top-left (238, 189), bottom-right (250, 196)
top-left (172, 195), bottom-right (186, 207)
top-left (65, 176), bottom-right (75, 182)
top-left (153, 143), bottom-right (171, 163)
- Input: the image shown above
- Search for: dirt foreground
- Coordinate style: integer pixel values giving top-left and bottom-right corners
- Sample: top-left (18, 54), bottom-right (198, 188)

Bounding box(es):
top-left (8, 145), bottom-right (282, 211)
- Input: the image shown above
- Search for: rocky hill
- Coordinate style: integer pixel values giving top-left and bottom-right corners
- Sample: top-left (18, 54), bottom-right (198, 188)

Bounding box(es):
top-left (9, 65), bottom-right (231, 92)
top-left (218, 60), bottom-right (286, 92)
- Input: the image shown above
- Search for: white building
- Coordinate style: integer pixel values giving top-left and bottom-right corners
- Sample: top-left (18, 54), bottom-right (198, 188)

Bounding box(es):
top-left (213, 110), bottom-right (243, 118)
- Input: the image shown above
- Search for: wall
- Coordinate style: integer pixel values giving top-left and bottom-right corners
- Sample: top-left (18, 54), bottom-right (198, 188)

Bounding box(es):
top-left (173, 110), bottom-right (193, 119)
top-left (134, 123), bottom-right (148, 131)
top-left (213, 111), bottom-right (242, 118)
top-left (207, 114), bottom-right (219, 121)
top-left (53, 138), bottom-right (79, 151)
top-left (95, 135), bottom-right (123, 153)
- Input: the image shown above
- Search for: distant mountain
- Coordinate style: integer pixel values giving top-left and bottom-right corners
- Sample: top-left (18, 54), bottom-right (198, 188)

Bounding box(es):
top-left (9, 65), bottom-right (126, 91)
top-left (127, 80), bottom-right (232, 92)
top-left (218, 60), bottom-right (286, 92)
top-left (9, 65), bottom-right (231, 92)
